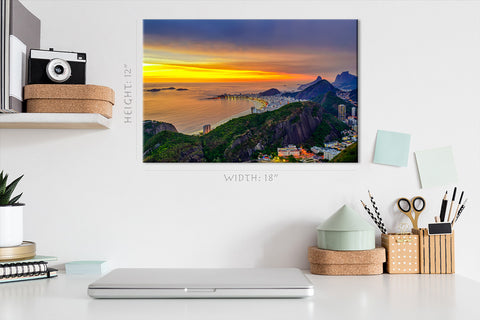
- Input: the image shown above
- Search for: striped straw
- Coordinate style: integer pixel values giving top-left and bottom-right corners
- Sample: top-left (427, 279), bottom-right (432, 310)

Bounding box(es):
top-left (369, 190), bottom-right (387, 234)
top-left (361, 200), bottom-right (386, 234)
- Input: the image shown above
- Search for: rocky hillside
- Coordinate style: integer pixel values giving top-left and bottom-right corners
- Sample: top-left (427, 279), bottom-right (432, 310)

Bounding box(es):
top-left (144, 120), bottom-right (178, 142)
top-left (332, 71), bottom-right (357, 91)
top-left (144, 101), bottom-right (348, 162)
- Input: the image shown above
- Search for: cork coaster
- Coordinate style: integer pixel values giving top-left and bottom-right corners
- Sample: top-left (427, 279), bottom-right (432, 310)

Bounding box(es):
top-left (24, 84), bottom-right (115, 118)
top-left (310, 263), bottom-right (383, 275)
top-left (308, 247), bottom-right (386, 265)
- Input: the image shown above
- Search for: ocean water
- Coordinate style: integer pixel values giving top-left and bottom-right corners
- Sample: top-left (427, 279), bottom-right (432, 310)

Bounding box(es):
top-left (143, 82), bottom-right (298, 134)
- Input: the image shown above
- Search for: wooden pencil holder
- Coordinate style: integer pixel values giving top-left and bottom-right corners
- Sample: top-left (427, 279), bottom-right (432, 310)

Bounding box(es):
top-left (412, 228), bottom-right (455, 274)
top-left (381, 233), bottom-right (420, 274)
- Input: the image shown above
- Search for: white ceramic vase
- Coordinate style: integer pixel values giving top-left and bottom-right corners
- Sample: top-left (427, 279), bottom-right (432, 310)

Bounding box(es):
top-left (0, 205), bottom-right (23, 247)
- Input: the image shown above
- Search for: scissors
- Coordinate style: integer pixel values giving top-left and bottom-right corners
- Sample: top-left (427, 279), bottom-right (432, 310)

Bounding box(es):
top-left (396, 196), bottom-right (426, 229)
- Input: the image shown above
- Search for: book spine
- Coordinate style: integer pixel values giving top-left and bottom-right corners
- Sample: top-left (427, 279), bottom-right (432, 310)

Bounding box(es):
top-left (2, 0), bottom-right (11, 110)
top-left (0, 261), bottom-right (48, 279)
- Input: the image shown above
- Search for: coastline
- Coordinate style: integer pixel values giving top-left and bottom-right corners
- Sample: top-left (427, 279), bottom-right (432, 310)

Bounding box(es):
top-left (188, 106), bottom-right (252, 135)
top-left (188, 97), bottom-right (267, 135)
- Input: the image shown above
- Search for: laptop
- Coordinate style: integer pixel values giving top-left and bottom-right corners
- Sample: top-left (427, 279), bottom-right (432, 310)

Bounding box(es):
top-left (88, 268), bottom-right (314, 299)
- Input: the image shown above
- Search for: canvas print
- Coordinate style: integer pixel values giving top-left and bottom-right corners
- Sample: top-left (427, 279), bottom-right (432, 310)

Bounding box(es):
top-left (143, 20), bottom-right (358, 163)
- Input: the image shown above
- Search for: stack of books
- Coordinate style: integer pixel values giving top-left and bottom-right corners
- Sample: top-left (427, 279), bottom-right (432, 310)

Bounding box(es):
top-left (0, 255), bottom-right (57, 283)
top-left (1, 0), bottom-right (40, 112)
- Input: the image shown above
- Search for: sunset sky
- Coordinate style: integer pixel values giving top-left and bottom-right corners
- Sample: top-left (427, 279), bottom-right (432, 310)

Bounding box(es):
top-left (143, 20), bottom-right (357, 84)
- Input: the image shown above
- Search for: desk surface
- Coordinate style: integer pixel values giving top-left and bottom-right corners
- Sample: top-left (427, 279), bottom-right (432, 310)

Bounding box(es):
top-left (1, 272), bottom-right (479, 320)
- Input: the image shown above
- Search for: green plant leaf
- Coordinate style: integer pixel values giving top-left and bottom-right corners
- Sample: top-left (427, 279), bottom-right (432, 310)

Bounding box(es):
top-left (0, 171), bottom-right (7, 195)
top-left (2, 174), bottom-right (23, 205)
top-left (8, 193), bottom-right (23, 205)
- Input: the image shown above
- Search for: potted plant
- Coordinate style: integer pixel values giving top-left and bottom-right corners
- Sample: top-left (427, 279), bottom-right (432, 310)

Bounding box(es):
top-left (0, 171), bottom-right (24, 247)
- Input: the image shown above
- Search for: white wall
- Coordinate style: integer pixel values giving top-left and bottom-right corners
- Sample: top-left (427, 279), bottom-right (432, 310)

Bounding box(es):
top-left (1, 0), bottom-right (480, 281)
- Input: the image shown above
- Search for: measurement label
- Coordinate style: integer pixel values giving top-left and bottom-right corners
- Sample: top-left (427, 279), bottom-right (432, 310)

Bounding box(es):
top-left (123, 64), bottom-right (134, 124)
top-left (224, 173), bottom-right (279, 183)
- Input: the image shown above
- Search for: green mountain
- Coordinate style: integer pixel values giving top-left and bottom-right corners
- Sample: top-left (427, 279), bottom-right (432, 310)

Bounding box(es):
top-left (144, 101), bottom-right (351, 163)
top-left (296, 80), bottom-right (336, 100)
top-left (144, 130), bottom-right (204, 162)
top-left (312, 91), bottom-right (356, 118)
top-left (259, 88), bottom-right (281, 96)
top-left (330, 142), bottom-right (358, 163)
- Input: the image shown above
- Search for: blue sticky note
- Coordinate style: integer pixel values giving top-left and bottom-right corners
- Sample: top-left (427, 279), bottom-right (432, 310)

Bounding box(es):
top-left (373, 130), bottom-right (411, 167)
top-left (415, 146), bottom-right (458, 189)
top-left (65, 260), bottom-right (108, 275)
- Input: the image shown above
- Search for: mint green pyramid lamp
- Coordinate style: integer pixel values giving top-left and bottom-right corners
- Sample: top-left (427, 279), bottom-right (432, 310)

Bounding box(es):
top-left (317, 205), bottom-right (375, 251)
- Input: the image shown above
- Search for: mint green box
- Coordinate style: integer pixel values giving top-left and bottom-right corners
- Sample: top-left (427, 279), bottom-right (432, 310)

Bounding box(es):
top-left (317, 205), bottom-right (375, 251)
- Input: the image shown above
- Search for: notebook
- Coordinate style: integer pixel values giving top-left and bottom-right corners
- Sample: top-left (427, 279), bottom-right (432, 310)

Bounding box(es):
top-left (88, 268), bottom-right (314, 299)
top-left (1, 0), bottom-right (40, 112)
top-left (0, 256), bottom-right (58, 283)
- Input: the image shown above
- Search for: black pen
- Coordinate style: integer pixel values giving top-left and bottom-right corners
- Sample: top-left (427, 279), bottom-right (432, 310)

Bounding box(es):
top-left (453, 191), bottom-right (464, 222)
top-left (447, 187), bottom-right (457, 222)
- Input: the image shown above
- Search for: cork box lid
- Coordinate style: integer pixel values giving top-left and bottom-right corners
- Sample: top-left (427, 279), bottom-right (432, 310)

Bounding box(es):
top-left (24, 84), bottom-right (115, 105)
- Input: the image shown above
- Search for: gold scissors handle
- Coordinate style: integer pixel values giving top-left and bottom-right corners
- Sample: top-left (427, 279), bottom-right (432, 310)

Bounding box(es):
top-left (397, 196), bottom-right (426, 229)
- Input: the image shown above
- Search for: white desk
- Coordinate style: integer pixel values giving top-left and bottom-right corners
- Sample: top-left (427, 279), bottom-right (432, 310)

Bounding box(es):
top-left (1, 272), bottom-right (479, 320)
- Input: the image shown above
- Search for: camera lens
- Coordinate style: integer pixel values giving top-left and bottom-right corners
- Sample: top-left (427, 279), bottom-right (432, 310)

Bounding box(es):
top-left (54, 65), bottom-right (64, 75)
top-left (46, 59), bottom-right (72, 83)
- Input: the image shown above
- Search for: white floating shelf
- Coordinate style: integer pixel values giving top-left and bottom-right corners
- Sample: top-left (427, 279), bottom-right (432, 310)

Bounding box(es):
top-left (0, 113), bottom-right (111, 129)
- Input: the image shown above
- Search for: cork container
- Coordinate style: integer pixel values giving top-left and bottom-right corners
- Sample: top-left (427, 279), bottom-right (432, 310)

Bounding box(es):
top-left (24, 84), bottom-right (115, 118)
top-left (308, 247), bottom-right (385, 275)
top-left (381, 233), bottom-right (420, 274)
top-left (412, 228), bottom-right (455, 274)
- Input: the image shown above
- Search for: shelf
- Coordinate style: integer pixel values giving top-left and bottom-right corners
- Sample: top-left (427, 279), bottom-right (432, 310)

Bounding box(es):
top-left (0, 113), bottom-right (111, 129)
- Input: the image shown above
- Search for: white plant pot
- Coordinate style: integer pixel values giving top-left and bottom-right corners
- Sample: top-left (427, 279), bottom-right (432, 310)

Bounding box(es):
top-left (0, 205), bottom-right (24, 247)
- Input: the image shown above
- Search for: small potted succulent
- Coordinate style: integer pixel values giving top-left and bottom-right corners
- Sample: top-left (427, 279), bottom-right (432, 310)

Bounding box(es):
top-left (0, 171), bottom-right (24, 247)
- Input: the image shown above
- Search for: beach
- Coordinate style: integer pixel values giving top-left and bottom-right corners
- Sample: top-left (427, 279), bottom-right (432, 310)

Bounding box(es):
top-left (144, 83), bottom-right (276, 134)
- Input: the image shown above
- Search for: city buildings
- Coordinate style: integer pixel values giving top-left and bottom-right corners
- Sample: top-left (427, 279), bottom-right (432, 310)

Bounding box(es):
top-left (203, 124), bottom-right (211, 134)
top-left (277, 145), bottom-right (300, 157)
top-left (338, 104), bottom-right (346, 121)
top-left (324, 149), bottom-right (341, 160)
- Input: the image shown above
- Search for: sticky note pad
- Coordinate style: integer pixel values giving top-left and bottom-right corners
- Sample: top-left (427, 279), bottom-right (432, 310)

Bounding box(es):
top-left (65, 260), bottom-right (108, 275)
top-left (373, 130), bottom-right (411, 167)
top-left (415, 146), bottom-right (458, 189)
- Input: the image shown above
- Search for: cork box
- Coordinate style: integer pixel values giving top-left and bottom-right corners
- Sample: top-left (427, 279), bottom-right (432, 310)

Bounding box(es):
top-left (308, 247), bottom-right (386, 275)
top-left (381, 233), bottom-right (420, 274)
top-left (412, 228), bottom-right (455, 274)
top-left (24, 84), bottom-right (115, 118)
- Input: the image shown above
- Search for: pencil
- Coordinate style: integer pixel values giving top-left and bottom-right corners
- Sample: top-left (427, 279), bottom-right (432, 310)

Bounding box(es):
top-left (447, 187), bottom-right (457, 222)
top-left (439, 191), bottom-right (448, 222)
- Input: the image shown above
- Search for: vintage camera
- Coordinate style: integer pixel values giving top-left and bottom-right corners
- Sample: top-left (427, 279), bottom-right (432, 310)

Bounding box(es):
top-left (28, 48), bottom-right (86, 84)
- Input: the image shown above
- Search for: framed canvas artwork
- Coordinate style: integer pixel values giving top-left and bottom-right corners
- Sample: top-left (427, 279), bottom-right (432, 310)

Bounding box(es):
top-left (143, 20), bottom-right (358, 163)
